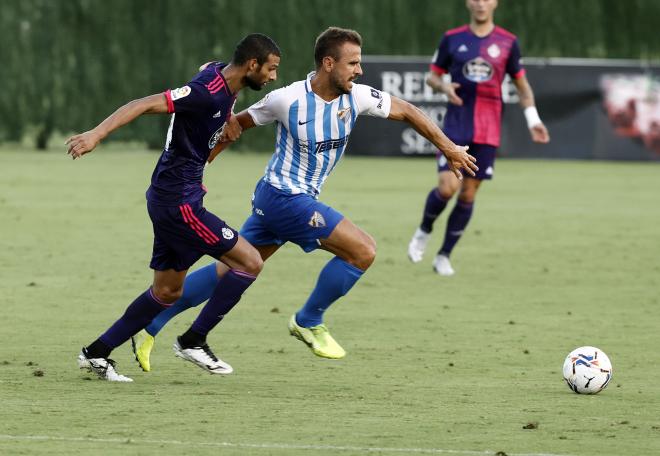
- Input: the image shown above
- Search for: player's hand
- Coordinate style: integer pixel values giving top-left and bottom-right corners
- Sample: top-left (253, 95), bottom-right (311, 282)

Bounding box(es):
top-left (220, 115), bottom-right (242, 142)
top-left (444, 144), bottom-right (477, 180)
top-left (65, 130), bottom-right (101, 160)
top-left (445, 82), bottom-right (463, 106)
top-left (530, 123), bottom-right (550, 143)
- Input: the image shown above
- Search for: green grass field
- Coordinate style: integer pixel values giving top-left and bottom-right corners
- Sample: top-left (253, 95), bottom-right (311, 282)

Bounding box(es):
top-left (1, 148), bottom-right (659, 456)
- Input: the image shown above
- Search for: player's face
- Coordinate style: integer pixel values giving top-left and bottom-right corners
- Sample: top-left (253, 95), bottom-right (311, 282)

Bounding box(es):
top-left (245, 54), bottom-right (280, 91)
top-left (329, 42), bottom-right (363, 95)
top-left (466, 0), bottom-right (497, 24)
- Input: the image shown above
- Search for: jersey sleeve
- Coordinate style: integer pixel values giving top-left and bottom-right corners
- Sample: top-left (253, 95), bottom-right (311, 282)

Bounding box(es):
top-left (507, 39), bottom-right (526, 79)
top-left (430, 34), bottom-right (451, 75)
top-left (247, 89), bottom-right (285, 126)
top-left (352, 84), bottom-right (392, 118)
top-left (164, 81), bottom-right (214, 114)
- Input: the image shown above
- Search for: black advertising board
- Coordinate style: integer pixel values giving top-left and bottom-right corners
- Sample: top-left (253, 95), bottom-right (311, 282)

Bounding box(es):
top-left (346, 56), bottom-right (660, 161)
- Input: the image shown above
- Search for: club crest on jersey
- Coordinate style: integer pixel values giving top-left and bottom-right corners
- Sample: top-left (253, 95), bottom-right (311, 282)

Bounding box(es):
top-left (208, 123), bottom-right (225, 149)
top-left (458, 44), bottom-right (468, 53)
top-left (337, 107), bottom-right (351, 120)
top-left (463, 57), bottom-right (493, 83)
top-left (221, 227), bottom-right (235, 240)
top-left (171, 86), bottom-right (191, 101)
top-left (487, 43), bottom-right (501, 59)
top-left (308, 211), bottom-right (326, 228)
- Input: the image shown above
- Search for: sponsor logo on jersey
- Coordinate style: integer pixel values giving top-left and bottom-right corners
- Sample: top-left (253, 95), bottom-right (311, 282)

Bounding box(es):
top-left (458, 44), bottom-right (468, 53)
top-left (462, 57), bottom-right (493, 83)
top-left (487, 43), bottom-right (501, 59)
top-left (370, 88), bottom-right (382, 99)
top-left (313, 136), bottom-right (348, 154)
top-left (221, 227), bottom-right (235, 240)
top-left (308, 211), bottom-right (326, 228)
top-left (171, 86), bottom-right (191, 101)
top-left (208, 124), bottom-right (225, 149)
top-left (213, 109), bottom-right (222, 118)
top-left (298, 119), bottom-right (313, 125)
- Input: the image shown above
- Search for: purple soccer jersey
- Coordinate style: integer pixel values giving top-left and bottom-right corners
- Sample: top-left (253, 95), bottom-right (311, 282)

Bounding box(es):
top-left (431, 25), bottom-right (525, 147)
top-left (146, 62), bottom-right (237, 206)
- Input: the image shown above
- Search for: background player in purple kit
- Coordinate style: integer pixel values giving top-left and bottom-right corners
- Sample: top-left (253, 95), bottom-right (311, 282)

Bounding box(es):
top-left (407, 0), bottom-right (550, 276)
top-left (66, 34), bottom-right (280, 382)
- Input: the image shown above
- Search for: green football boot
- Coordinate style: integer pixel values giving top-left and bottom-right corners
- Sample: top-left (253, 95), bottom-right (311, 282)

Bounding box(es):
top-left (288, 314), bottom-right (346, 359)
top-left (131, 329), bottom-right (155, 372)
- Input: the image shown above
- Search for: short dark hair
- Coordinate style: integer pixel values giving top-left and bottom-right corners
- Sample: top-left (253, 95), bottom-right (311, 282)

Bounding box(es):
top-left (232, 33), bottom-right (281, 66)
top-left (314, 27), bottom-right (362, 68)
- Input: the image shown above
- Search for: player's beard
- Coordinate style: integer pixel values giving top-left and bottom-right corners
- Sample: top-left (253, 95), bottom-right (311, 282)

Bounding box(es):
top-left (245, 73), bottom-right (264, 91)
top-left (330, 72), bottom-right (351, 95)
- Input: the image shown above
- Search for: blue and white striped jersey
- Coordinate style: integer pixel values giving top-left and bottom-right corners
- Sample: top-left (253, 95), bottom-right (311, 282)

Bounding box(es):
top-left (247, 72), bottom-right (392, 197)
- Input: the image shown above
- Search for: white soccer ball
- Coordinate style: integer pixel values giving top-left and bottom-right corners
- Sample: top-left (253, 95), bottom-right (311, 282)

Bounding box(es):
top-left (562, 346), bottom-right (613, 394)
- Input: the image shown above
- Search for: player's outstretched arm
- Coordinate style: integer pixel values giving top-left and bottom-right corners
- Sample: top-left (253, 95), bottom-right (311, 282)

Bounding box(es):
top-left (388, 96), bottom-right (477, 179)
top-left (512, 75), bottom-right (550, 144)
top-left (66, 93), bottom-right (169, 159)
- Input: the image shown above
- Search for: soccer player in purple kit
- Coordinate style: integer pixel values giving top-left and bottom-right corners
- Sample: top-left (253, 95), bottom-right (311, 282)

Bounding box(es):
top-left (407, 0), bottom-right (550, 276)
top-left (66, 34), bottom-right (280, 382)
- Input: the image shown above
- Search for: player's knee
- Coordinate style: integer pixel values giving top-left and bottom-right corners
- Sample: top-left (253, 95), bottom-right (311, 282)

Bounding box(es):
top-left (239, 249), bottom-right (264, 276)
top-left (353, 236), bottom-right (377, 271)
top-left (438, 185), bottom-right (455, 200)
top-left (458, 191), bottom-right (476, 204)
top-left (152, 285), bottom-right (183, 305)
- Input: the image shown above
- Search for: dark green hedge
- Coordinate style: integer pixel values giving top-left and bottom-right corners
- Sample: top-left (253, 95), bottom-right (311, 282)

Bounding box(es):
top-left (2, 0), bottom-right (658, 150)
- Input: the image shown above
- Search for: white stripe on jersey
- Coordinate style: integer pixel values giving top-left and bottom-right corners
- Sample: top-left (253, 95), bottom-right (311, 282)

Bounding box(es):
top-left (248, 73), bottom-right (391, 197)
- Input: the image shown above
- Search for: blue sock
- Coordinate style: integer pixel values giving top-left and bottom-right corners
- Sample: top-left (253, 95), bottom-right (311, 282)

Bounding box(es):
top-left (98, 288), bottom-right (169, 350)
top-left (190, 269), bottom-right (256, 336)
top-left (420, 188), bottom-right (448, 233)
top-left (439, 201), bottom-right (474, 256)
top-left (296, 257), bottom-right (364, 327)
top-left (145, 263), bottom-right (219, 336)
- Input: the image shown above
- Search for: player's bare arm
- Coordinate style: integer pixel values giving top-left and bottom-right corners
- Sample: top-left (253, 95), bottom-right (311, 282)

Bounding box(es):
top-left (388, 96), bottom-right (477, 179)
top-left (66, 93), bottom-right (169, 159)
top-left (512, 75), bottom-right (550, 144)
top-left (426, 72), bottom-right (463, 106)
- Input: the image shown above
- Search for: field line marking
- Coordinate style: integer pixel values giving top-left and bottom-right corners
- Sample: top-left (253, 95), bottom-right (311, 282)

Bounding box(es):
top-left (0, 434), bottom-right (574, 456)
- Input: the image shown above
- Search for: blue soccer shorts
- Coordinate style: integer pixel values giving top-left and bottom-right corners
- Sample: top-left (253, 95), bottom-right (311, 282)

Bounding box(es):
top-left (240, 179), bottom-right (344, 253)
top-left (437, 143), bottom-right (496, 180)
top-left (147, 199), bottom-right (239, 271)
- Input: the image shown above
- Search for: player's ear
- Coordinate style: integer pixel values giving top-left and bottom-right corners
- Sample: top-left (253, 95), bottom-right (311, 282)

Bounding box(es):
top-left (322, 55), bottom-right (334, 73)
top-left (247, 58), bottom-right (260, 72)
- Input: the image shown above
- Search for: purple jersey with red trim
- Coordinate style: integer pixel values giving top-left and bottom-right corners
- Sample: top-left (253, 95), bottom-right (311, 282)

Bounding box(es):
top-left (146, 62), bottom-right (237, 206)
top-left (431, 25), bottom-right (525, 147)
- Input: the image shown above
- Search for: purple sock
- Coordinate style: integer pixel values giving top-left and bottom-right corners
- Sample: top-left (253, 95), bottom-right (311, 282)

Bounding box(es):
top-left (98, 288), bottom-right (169, 350)
top-left (439, 201), bottom-right (474, 256)
top-left (190, 269), bottom-right (256, 336)
top-left (420, 188), bottom-right (448, 233)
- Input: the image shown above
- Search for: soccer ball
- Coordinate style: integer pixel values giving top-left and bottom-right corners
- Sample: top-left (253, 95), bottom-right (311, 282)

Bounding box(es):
top-left (562, 346), bottom-right (613, 394)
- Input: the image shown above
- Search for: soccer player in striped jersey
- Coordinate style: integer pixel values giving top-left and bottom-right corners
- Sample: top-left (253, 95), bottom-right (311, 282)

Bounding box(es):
top-left (131, 27), bottom-right (476, 368)
top-left (407, 0), bottom-right (550, 276)
top-left (67, 34), bottom-right (280, 381)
